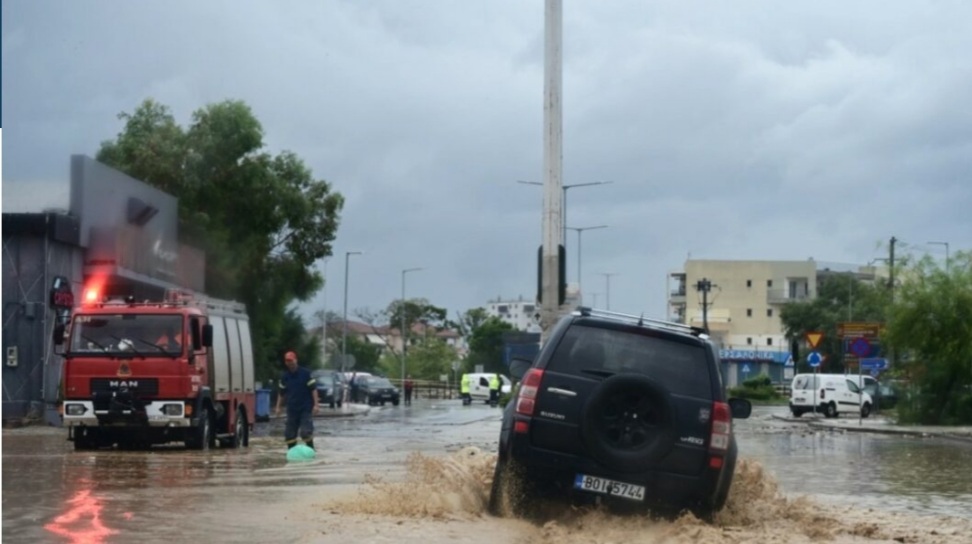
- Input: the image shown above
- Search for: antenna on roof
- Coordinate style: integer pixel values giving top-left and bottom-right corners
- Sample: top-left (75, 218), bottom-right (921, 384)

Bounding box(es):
top-left (637, 313), bottom-right (645, 326)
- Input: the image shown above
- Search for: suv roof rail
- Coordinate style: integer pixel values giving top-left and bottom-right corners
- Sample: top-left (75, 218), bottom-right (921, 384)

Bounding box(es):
top-left (575, 307), bottom-right (707, 336)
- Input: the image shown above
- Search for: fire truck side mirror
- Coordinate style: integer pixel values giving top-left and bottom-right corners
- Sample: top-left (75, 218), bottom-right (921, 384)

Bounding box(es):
top-left (202, 324), bottom-right (213, 348)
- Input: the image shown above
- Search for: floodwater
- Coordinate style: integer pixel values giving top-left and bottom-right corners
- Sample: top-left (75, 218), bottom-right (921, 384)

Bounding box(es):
top-left (3, 401), bottom-right (972, 543)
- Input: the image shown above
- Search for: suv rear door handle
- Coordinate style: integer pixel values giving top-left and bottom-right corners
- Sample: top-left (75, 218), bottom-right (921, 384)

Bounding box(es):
top-left (547, 387), bottom-right (577, 397)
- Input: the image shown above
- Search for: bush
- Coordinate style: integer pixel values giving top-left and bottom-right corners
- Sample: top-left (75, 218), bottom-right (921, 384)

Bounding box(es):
top-left (729, 373), bottom-right (782, 402)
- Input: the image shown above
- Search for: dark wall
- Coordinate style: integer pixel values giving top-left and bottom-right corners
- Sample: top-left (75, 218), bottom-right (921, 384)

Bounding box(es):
top-left (2, 219), bottom-right (82, 422)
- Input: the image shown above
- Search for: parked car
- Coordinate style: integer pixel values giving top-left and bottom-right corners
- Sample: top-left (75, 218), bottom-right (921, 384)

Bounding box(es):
top-left (789, 373), bottom-right (874, 418)
top-left (356, 376), bottom-right (400, 406)
top-left (312, 370), bottom-right (345, 409)
top-left (466, 372), bottom-right (513, 403)
top-left (863, 380), bottom-right (901, 410)
top-left (489, 308), bottom-right (752, 519)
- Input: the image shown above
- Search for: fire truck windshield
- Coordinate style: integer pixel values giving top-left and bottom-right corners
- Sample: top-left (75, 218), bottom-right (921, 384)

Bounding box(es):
top-left (68, 314), bottom-right (184, 357)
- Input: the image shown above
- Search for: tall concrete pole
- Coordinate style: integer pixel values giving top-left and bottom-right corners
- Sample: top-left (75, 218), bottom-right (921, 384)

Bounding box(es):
top-left (540, 0), bottom-right (564, 341)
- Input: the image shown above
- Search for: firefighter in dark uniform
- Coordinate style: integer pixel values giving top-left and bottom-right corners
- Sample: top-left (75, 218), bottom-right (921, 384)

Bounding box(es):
top-left (274, 351), bottom-right (319, 450)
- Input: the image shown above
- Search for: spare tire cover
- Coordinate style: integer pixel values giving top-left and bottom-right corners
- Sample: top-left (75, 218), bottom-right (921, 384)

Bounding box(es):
top-left (580, 374), bottom-right (676, 473)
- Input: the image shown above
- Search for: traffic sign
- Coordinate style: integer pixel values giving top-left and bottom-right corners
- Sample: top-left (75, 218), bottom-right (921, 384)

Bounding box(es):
top-left (805, 331), bottom-right (823, 349)
top-left (807, 351), bottom-right (823, 368)
top-left (784, 355), bottom-right (794, 367)
top-left (742, 364), bottom-right (751, 374)
top-left (850, 337), bottom-right (871, 358)
top-left (860, 358), bottom-right (888, 370)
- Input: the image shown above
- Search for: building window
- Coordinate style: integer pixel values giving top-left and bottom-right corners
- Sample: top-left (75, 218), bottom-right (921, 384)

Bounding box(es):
top-left (767, 308), bottom-right (773, 317)
top-left (767, 279), bottom-right (773, 288)
top-left (523, 304), bottom-right (534, 313)
top-left (746, 279), bottom-right (752, 288)
top-left (746, 337), bottom-right (753, 345)
top-left (746, 308), bottom-right (752, 317)
top-left (767, 338), bottom-right (773, 346)
top-left (497, 305), bottom-right (508, 314)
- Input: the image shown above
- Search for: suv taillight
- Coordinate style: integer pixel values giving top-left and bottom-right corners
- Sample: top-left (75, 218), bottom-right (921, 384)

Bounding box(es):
top-left (708, 401), bottom-right (731, 468)
top-left (515, 368), bottom-right (545, 418)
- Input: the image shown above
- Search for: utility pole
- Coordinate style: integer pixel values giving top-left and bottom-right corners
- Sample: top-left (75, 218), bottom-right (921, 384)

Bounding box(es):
top-left (695, 278), bottom-right (715, 333)
top-left (888, 236), bottom-right (897, 304)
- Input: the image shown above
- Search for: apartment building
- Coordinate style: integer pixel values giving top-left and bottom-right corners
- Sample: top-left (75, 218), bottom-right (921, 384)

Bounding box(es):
top-left (667, 259), bottom-right (823, 387)
top-left (484, 295), bottom-right (542, 332)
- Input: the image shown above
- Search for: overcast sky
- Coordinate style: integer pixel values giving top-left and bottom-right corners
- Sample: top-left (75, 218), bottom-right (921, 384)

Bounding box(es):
top-left (3, 1), bottom-right (970, 325)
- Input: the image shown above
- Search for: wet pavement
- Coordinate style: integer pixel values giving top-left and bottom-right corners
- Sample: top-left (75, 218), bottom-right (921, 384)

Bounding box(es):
top-left (3, 400), bottom-right (972, 543)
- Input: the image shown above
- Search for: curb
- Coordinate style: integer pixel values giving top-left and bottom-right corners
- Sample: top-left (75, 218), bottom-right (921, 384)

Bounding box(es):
top-left (772, 414), bottom-right (972, 443)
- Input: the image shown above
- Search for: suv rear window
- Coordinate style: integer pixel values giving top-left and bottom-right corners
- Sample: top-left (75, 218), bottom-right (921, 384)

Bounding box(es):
top-left (548, 324), bottom-right (713, 399)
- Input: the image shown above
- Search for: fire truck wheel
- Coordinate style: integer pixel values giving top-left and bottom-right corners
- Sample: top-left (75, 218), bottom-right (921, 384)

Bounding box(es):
top-left (187, 406), bottom-right (212, 450)
top-left (73, 428), bottom-right (101, 451)
top-left (231, 409), bottom-right (249, 448)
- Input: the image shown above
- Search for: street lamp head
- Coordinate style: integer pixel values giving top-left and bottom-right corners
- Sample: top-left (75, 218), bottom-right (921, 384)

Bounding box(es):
top-left (567, 225), bottom-right (608, 232)
top-left (564, 180), bottom-right (614, 190)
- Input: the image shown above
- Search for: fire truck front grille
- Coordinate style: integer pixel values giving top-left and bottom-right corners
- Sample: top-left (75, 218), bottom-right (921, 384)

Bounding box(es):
top-left (90, 378), bottom-right (160, 397)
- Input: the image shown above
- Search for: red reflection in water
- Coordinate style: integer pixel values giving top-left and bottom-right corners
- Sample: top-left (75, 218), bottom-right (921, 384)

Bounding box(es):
top-left (44, 488), bottom-right (119, 543)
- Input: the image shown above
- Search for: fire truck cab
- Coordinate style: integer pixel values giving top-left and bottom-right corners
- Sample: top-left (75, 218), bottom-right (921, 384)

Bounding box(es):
top-left (60, 288), bottom-right (255, 451)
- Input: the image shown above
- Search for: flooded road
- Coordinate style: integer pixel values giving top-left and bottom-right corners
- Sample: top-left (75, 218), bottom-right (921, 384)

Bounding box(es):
top-left (3, 401), bottom-right (972, 543)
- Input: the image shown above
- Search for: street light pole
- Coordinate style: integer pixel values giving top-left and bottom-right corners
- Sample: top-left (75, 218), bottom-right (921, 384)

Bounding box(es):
top-left (599, 272), bottom-right (617, 310)
top-left (341, 251), bottom-right (362, 375)
top-left (517, 180), bottom-right (613, 278)
top-left (400, 267), bottom-right (423, 391)
top-left (566, 225), bottom-right (607, 305)
top-left (321, 257), bottom-right (329, 367)
top-left (928, 241), bottom-right (950, 272)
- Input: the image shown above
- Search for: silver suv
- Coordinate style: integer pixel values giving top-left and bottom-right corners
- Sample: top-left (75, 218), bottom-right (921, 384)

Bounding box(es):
top-left (489, 308), bottom-right (752, 518)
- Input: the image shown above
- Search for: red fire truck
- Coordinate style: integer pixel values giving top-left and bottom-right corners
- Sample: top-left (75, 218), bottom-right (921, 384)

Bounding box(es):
top-left (59, 286), bottom-right (255, 450)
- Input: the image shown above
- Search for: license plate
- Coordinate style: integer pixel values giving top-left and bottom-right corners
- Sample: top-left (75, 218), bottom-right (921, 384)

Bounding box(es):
top-left (573, 474), bottom-right (645, 502)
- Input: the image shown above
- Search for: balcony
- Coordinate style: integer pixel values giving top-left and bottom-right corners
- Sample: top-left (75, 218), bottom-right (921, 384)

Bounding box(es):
top-left (767, 289), bottom-right (810, 305)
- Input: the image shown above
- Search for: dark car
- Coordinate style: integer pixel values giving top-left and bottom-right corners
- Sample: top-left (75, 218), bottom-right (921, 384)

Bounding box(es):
top-left (489, 308), bottom-right (752, 519)
top-left (312, 370), bottom-right (345, 409)
top-left (864, 380), bottom-right (901, 410)
top-left (357, 376), bottom-right (400, 406)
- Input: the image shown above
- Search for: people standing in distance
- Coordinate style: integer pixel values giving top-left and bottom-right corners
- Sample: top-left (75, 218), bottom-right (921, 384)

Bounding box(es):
top-left (404, 375), bottom-right (414, 406)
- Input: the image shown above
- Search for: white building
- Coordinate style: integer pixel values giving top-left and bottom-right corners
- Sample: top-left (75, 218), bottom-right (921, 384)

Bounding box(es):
top-left (484, 295), bottom-right (542, 332)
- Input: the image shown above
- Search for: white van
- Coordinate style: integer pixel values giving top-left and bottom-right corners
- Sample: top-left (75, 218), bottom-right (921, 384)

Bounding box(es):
top-left (466, 373), bottom-right (512, 403)
top-left (789, 373), bottom-right (875, 418)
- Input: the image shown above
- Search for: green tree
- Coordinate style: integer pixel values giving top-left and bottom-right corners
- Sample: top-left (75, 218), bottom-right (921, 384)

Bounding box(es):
top-left (342, 334), bottom-right (384, 375)
top-left (465, 316), bottom-right (515, 375)
top-left (269, 308), bottom-right (322, 373)
top-left (884, 252), bottom-right (972, 424)
top-left (97, 98), bottom-right (344, 382)
top-left (393, 337), bottom-right (456, 381)
top-left (447, 307), bottom-right (491, 338)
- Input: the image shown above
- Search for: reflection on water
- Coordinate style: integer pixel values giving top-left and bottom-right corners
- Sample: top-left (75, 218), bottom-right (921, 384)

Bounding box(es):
top-left (44, 486), bottom-right (119, 544)
top-left (736, 407), bottom-right (972, 518)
